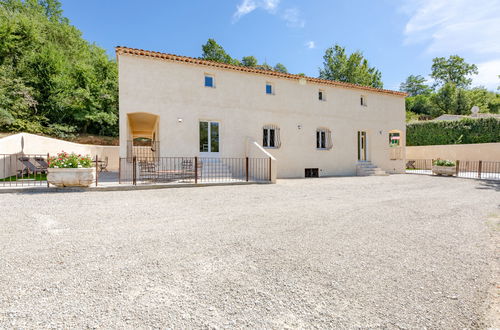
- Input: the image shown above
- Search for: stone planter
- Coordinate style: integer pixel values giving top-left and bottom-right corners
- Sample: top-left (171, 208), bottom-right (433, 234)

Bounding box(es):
top-left (432, 165), bottom-right (456, 176)
top-left (47, 168), bottom-right (96, 187)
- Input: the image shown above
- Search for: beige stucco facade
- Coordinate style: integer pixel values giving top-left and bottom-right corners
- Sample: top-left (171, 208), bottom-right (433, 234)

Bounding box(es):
top-left (118, 50), bottom-right (406, 178)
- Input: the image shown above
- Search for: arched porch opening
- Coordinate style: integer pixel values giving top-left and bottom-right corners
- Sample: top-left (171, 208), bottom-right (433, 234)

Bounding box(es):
top-left (127, 112), bottom-right (160, 160)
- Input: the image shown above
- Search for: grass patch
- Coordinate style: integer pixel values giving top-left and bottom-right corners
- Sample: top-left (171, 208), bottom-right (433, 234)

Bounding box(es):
top-left (0, 173), bottom-right (47, 181)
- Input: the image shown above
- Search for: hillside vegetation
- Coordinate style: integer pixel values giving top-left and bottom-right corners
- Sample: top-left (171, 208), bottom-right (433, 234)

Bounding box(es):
top-left (0, 0), bottom-right (118, 138)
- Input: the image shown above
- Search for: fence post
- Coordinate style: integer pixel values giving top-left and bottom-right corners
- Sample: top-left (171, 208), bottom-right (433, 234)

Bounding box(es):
top-left (132, 156), bottom-right (137, 186)
top-left (47, 153), bottom-right (50, 187)
top-left (118, 158), bottom-right (121, 184)
top-left (269, 157), bottom-right (272, 182)
top-left (95, 155), bottom-right (98, 187)
top-left (194, 156), bottom-right (198, 184)
top-left (455, 160), bottom-right (459, 177)
top-left (478, 160), bottom-right (482, 179)
top-left (246, 157), bottom-right (249, 182)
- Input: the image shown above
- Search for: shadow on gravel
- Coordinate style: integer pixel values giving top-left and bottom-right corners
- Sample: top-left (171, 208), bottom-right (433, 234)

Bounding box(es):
top-left (14, 188), bottom-right (89, 195)
top-left (475, 180), bottom-right (500, 192)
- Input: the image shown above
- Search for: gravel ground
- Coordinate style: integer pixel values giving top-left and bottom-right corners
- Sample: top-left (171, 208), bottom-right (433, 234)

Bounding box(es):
top-left (0, 175), bottom-right (498, 329)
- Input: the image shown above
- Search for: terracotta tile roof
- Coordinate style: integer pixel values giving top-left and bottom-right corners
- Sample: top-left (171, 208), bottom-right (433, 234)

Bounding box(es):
top-left (115, 46), bottom-right (407, 97)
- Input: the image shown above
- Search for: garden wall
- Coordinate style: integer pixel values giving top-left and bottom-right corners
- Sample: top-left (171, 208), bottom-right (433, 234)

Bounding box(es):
top-left (406, 142), bottom-right (500, 162)
top-left (0, 133), bottom-right (119, 178)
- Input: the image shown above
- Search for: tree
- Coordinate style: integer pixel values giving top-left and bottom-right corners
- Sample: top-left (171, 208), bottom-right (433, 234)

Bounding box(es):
top-left (201, 38), bottom-right (239, 65)
top-left (241, 56), bottom-right (257, 67)
top-left (0, 0), bottom-right (118, 136)
top-left (319, 44), bottom-right (383, 88)
top-left (274, 63), bottom-right (288, 73)
top-left (400, 75), bottom-right (430, 96)
top-left (405, 94), bottom-right (436, 116)
top-left (430, 55), bottom-right (478, 88)
top-left (256, 62), bottom-right (273, 71)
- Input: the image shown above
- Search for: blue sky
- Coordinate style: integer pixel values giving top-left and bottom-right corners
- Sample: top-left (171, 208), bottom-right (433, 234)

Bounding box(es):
top-left (61, 0), bottom-right (500, 91)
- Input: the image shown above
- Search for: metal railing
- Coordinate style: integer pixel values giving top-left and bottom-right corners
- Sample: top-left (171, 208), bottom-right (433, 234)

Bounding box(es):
top-left (406, 159), bottom-right (500, 181)
top-left (127, 140), bottom-right (160, 161)
top-left (0, 153), bottom-right (49, 187)
top-left (119, 156), bottom-right (271, 185)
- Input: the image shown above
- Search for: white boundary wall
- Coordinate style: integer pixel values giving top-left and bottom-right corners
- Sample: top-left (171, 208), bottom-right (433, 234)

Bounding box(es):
top-left (0, 133), bottom-right (119, 178)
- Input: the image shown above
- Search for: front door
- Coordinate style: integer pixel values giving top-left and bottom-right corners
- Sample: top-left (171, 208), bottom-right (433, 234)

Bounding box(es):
top-left (357, 131), bottom-right (367, 161)
top-left (199, 121), bottom-right (220, 157)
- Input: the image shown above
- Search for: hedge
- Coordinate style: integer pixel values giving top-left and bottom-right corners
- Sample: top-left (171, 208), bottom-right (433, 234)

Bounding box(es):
top-left (406, 117), bottom-right (500, 146)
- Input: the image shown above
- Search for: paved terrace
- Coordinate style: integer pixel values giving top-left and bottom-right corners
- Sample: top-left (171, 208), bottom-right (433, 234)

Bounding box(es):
top-left (0, 175), bottom-right (498, 328)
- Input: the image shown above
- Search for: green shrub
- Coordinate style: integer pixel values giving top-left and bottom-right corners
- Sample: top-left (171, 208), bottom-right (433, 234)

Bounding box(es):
top-left (406, 117), bottom-right (500, 146)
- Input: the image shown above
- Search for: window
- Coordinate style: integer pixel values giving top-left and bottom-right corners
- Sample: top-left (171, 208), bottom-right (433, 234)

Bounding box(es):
top-left (389, 132), bottom-right (400, 147)
top-left (316, 128), bottom-right (333, 150)
top-left (266, 83), bottom-right (273, 95)
top-left (318, 90), bottom-right (325, 101)
top-left (204, 75), bottom-right (214, 88)
top-left (305, 168), bottom-right (319, 178)
top-left (360, 95), bottom-right (367, 106)
top-left (263, 124), bottom-right (281, 148)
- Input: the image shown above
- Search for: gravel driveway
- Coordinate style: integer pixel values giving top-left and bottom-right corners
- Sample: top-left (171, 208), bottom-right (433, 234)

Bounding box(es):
top-left (0, 175), bottom-right (498, 328)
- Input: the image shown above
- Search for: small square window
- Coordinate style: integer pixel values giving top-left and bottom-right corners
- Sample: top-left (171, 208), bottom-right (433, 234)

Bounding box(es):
top-left (266, 83), bottom-right (273, 95)
top-left (319, 90), bottom-right (325, 101)
top-left (205, 75), bottom-right (214, 88)
top-left (360, 95), bottom-right (367, 106)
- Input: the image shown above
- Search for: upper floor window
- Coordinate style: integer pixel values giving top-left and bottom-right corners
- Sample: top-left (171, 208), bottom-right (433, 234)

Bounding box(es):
top-left (263, 124), bottom-right (281, 148)
top-left (266, 83), bottom-right (274, 95)
top-left (316, 128), bottom-right (333, 150)
top-left (205, 74), bottom-right (215, 88)
top-left (318, 90), bottom-right (326, 101)
top-left (360, 95), bottom-right (367, 106)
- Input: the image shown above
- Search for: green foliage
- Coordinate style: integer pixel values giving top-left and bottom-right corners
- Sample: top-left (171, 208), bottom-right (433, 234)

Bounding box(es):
top-left (433, 159), bottom-right (456, 167)
top-left (405, 94), bottom-right (436, 117)
top-left (406, 118), bottom-right (500, 146)
top-left (319, 44), bottom-right (383, 88)
top-left (0, 0), bottom-right (118, 137)
top-left (201, 39), bottom-right (291, 74)
top-left (241, 55), bottom-right (257, 67)
top-left (201, 38), bottom-right (240, 65)
top-left (431, 55), bottom-right (478, 88)
top-left (274, 63), bottom-right (288, 73)
top-left (400, 74), bottom-right (430, 96)
top-left (48, 151), bottom-right (92, 168)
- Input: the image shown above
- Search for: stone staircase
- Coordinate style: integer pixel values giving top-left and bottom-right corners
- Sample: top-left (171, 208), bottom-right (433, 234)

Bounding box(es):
top-left (356, 161), bottom-right (388, 176)
top-left (200, 158), bottom-right (234, 179)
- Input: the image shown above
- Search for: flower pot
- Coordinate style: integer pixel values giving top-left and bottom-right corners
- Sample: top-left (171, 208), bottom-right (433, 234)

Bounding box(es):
top-left (432, 165), bottom-right (456, 176)
top-left (47, 168), bottom-right (96, 187)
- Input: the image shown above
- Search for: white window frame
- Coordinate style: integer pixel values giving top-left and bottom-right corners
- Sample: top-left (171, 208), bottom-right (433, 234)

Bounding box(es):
top-left (263, 124), bottom-right (281, 148)
top-left (318, 89), bottom-right (326, 101)
top-left (316, 128), bottom-right (333, 150)
top-left (204, 74), bottom-right (215, 88)
top-left (360, 95), bottom-right (367, 107)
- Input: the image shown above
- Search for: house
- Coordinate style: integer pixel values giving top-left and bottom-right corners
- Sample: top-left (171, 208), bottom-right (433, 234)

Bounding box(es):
top-left (116, 46), bottom-right (406, 179)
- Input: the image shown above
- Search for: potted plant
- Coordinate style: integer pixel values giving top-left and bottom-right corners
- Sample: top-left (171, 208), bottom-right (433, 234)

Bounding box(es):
top-left (47, 152), bottom-right (95, 187)
top-left (432, 159), bottom-right (456, 176)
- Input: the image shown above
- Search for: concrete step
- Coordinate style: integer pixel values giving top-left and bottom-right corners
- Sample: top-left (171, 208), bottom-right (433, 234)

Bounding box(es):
top-left (356, 161), bottom-right (388, 176)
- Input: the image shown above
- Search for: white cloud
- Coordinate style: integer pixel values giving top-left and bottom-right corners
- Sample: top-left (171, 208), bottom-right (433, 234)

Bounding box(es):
top-left (305, 41), bottom-right (316, 49)
top-left (473, 60), bottom-right (500, 90)
top-left (232, 1), bottom-right (305, 28)
top-left (282, 7), bottom-right (305, 28)
top-left (403, 0), bottom-right (500, 55)
top-left (232, 0), bottom-right (280, 22)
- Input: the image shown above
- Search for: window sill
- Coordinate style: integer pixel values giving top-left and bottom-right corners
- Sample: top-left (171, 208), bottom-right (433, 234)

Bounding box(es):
top-left (263, 146), bottom-right (279, 149)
